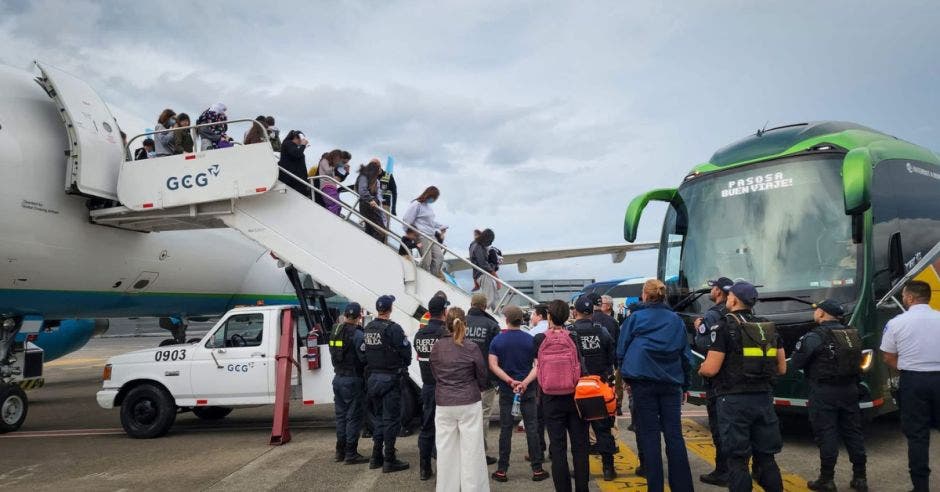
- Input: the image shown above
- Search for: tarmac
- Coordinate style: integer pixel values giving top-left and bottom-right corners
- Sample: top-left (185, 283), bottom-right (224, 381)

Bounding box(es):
top-left (1, 335), bottom-right (937, 491)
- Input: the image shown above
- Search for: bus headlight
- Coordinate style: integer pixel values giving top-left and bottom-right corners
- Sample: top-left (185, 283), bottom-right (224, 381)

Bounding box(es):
top-left (860, 350), bottom-right (874, 372)
top-left (102, 364), bottom-right (112, 381)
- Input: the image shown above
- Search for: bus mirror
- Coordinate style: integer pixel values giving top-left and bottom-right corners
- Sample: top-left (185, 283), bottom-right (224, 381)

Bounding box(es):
top-left (624, 188), bottom-right (678, 242)
top-left (842, 149), bottom-right (872, 215)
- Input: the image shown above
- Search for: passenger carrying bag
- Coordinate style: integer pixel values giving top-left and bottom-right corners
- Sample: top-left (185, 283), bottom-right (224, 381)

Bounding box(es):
top-left (820, 327), bottom-right (863, 379)
top-left (537, 330), bottom-right (581, 395)
top-left (574, 375), bottom-right (616, 421)
top-left (728, 313), bottom-right (778, 380)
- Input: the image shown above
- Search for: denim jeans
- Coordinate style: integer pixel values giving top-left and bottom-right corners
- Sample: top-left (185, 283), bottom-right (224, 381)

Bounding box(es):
top-left (631, 381), bottom-right (693, 492)
top-left (497, 383), bottom-right (543, 471)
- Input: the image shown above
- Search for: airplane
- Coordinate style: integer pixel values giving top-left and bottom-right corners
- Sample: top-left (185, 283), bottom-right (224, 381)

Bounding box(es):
top-left (0, 60), bottom-right (657, 432)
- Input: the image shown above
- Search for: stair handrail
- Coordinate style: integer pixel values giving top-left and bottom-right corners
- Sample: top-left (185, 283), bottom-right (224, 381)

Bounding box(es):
top-left (281, 171), bottom-right (538, 309)
top-left (124, 118), bottom-right (269, 156)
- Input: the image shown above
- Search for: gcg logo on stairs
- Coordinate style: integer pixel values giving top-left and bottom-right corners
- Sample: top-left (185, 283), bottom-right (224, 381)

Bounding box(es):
top-left (166, 164), bottom-right (221, 190)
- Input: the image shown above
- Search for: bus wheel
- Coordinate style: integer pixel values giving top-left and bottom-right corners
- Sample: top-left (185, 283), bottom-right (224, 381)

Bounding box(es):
top-left (0, 384), bottom-right (27, 433)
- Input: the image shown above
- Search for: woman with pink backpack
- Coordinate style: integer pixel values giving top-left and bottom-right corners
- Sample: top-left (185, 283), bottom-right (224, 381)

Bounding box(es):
top-left (520, 299), bottom-right (590, 492)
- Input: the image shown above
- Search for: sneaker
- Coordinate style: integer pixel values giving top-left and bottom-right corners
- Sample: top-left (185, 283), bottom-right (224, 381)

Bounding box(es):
top-left (491, 470), bottom-right (508, 482)
top-left (700, 471), bottom-right (729, 486)
top-left (532, 469), bottom-right (550, 482)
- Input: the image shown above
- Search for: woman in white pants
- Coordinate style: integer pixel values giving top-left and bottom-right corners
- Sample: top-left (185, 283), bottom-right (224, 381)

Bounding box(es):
top-left (430, 308), bottom-right (490, 492)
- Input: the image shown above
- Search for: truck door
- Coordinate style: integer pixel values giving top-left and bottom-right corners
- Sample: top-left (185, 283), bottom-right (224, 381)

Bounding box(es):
top-left (190, 312), bottom-right (271, 405)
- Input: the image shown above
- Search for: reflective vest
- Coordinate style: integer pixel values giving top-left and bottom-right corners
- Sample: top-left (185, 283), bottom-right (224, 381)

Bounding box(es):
top-left (715, 313), bottom-right (778, 394)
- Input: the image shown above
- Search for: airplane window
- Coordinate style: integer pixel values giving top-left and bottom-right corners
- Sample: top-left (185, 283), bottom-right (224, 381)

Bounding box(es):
top-left (133, 279), bottom-right (150, 289)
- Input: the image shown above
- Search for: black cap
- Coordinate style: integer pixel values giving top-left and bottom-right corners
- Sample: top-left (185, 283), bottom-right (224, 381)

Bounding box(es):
top-left (813, 299), bottom-right (844, 317)
top-left (428, 295), bottom-right (450, 316)
top-left (376, 295), bottom-right (396, 312)
top-left (344, 302), bottom-right (362, 318)
top-left (707, 277), bottom-right (734, 292)
top-left (729, 282), bottom-right (758, 306)
top-left (574, 295), bottom-right (594, 315)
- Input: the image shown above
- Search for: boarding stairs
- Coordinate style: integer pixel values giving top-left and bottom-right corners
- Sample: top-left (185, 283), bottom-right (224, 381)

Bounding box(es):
top-left (90, 122), bottom-right (536, 347)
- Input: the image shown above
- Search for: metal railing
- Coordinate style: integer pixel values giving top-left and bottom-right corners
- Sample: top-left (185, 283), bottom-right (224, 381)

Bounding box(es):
top-left (125, 118), bottom-right (269, 157)
top-left (280, 170), bottom-right (537, 310)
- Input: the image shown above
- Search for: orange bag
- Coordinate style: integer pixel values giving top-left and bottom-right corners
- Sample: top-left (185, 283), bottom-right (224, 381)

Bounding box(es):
top-left (574, 375), bottom-right (616, 421)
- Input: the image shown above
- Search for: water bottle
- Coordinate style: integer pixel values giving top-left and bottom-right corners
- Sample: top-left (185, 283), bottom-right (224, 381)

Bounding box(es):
top-left (511, 393), bottom-right (522, 417)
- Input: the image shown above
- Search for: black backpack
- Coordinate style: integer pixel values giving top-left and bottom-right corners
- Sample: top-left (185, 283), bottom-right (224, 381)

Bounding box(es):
top-left (329, 323), bottom-right (355, 364)
top-left (816, 327), bottom-right (863, 380)
top-left (727, 313), bottom-right (778, 380)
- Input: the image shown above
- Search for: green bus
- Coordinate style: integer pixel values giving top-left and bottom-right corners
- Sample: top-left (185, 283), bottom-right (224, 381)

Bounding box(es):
top-left (624, 121), bottom-right (940, 416)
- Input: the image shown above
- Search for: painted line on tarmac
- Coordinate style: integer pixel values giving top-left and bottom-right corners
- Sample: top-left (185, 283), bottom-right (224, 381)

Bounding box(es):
top-left (681, 418), bottom-right (811, 492)
top-left (592, 439), bottom-right (660, 491)
top-left (0, 422), bottom-right (337, 439)
top-left (45, 357), bottom-right (107, 368)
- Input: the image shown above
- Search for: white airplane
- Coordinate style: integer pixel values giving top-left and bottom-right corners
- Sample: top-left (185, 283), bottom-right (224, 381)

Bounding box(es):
top-left (0, 60), bottom-right (656, 432)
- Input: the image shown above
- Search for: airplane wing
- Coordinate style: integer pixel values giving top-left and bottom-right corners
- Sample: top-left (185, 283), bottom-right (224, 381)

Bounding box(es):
top-left (446, 242), bottom-right (659, 273)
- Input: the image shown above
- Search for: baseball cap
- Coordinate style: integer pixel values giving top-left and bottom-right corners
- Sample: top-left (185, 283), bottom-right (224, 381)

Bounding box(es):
top-left (376, 295), bottom-right (396, 312)
top-left (574, 295), bottom-right (594, 315)
top-left (428, 295), bottom-right (450, 316)
top-left (502, 305), bottom-right (524, 326)
top-left (812, 299), bottom-right (844, 317)
top-left (344, 302), bottom-right (362, 318)
top-left (729, 282), bottom-right (759, 306)
top-left (707, 277), bottom-right (734, 292)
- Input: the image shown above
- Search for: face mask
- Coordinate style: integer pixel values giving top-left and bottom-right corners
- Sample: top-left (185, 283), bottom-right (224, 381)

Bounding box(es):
top-left (426, 198), bottom-right (436, 204)
top-left (167, 118), bottom-right (176, 127)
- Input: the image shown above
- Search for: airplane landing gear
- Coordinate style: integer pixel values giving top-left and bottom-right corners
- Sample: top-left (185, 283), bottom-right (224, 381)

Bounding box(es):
top-left (158, 317), bottom-right (189, 346)
top-left (0, 383), bottom-right (27, 433)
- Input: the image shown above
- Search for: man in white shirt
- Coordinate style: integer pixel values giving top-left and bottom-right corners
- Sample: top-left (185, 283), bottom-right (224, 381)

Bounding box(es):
top-left (880, 280), bottom-right (940, 492)
top-left (528, 304), bottom-right (549, 336)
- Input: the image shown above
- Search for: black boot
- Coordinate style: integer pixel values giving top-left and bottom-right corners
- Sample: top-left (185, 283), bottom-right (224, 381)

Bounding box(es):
top-left (602, 455), bottom-right (617, 481)
top-left (335, 441), bottom-right (346, 462)
top-left (419, 458), bottom-right (433, 481)
top-left (807, 471), bottom-right (837, 492)
top-left (369, 445), bottom-right (384, 470)
top-left (383, 449), bottom-right (410, 473)
top-left (700, 468), bottom-right (729, 486)
top-left (850, 473), bottom-right (868, 492)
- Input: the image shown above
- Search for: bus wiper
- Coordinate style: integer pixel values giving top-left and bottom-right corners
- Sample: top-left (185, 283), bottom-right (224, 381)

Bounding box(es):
top-left (673, 288), bottom-right (710, 312)
top-left (758, 296), bottom-right (814, 306)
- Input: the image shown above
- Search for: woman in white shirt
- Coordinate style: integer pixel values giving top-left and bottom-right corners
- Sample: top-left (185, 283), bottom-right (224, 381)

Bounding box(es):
top-left (402, 186), bottom-right (447, 278)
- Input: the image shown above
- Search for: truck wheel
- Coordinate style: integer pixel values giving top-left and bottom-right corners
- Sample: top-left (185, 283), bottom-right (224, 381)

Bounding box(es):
top-left (192, 406), bottom-right (232, 420)
top-left (120, 384), bottom-right (176, 439)
top-left (0, 384), bottom-right (28, 433)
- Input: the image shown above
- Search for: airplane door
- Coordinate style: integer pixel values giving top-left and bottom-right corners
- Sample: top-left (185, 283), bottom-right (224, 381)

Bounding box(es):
top-left (190, 313), bottom-right (271, 405)
top-left (34, 61), bottom-right (125, 200)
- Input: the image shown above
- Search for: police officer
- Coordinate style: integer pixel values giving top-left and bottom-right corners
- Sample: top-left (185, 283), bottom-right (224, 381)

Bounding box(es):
top-left (698, 282), bottom-right (787, 492)
top-left (361, 295), bottom-right (412, 473)
top-left (330, 303), bottom-right (370, 465)
top-left (571, 294), bottom-right (618, 481)
top-left (465, 292), bottom-right (502, 465)
top-left (693, 276), bottom-right (732, 487)
top-left (593, 295), bottom-right (623, 415)
top-left (791, 299), bottom-right (867, 492)
top-left (880, 280), bottom-right (940, 492)
top-left (413, 294), bottom-right (449, 480)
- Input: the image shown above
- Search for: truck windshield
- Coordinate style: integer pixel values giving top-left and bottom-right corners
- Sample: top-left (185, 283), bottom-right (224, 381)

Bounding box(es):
top-left (660, 154), bottom-right (859, 314)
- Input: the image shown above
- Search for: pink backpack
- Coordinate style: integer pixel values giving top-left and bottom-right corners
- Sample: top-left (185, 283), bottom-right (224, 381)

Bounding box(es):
top-left (537, 329), bottom-right (581, 395)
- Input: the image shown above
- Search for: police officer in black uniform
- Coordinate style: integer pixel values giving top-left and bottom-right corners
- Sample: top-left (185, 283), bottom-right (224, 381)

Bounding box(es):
top-left (698, 282), bottom-right (787, 492)
top-left (330, 302), bottom-right (370, 464)
top-left (361, 295), bottom-right (412, 473)
top-left (791, 299), bottom-right (867, 492)
top-left (693, 277), bottom-right (733, 486)
top-left (570, 294), bottom-right (618, 481)
top-left (413, 294), bottom-right (449, 480)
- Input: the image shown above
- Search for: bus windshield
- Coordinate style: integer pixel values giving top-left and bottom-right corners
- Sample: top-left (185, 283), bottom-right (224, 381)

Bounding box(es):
top-left (660, 154), bottom-right (859, 313)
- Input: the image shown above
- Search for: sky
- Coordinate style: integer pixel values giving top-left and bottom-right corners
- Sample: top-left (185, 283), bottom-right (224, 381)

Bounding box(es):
top-left (2, 0), bottom-right (939, 285)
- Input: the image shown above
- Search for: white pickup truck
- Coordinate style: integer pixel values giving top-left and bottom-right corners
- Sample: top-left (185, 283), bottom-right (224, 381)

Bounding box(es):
top-left (97, 305), bottom-right (419, 438)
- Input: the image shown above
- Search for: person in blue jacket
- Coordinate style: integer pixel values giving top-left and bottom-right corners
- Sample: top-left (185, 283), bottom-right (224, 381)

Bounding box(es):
top-left (616, 279), bottom-right (694, 492)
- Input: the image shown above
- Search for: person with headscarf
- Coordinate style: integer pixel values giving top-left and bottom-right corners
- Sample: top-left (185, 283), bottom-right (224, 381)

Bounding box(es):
top-left (196, 102), bottom-right (229, 150)
top-left (470, 229), bottom-right (499, 310)
top-left (356, 159), bottom-right (386, 243)
top-left (278, 130), bottom-right (310, 197)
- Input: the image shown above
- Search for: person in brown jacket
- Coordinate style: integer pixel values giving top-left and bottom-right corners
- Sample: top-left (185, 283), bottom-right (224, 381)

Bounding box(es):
top-left (430, 307), bottom-right (491, 492)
